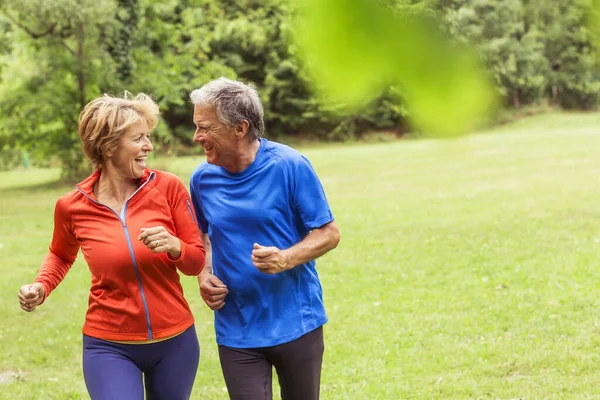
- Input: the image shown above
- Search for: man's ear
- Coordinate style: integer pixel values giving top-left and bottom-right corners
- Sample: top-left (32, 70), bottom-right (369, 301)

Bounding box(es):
top-left (235, 120), bottom-right (249, 139)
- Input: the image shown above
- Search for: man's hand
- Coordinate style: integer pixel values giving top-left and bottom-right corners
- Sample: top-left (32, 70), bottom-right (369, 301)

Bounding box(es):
top-left (18, 283), bottom-right (45, 312)
top-left (251, 243), bottom-right (291, 274)
top-left (199, 272), bottom-right (228, 310)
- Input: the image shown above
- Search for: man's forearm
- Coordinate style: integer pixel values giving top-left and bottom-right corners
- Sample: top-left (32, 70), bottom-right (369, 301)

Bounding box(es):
top-left (199, 233), bottom-right (213, 276)
top-left (284, 221), bottom-right (340, 269)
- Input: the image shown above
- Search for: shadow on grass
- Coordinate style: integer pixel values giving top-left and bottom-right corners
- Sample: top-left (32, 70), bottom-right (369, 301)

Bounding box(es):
top-left (0, 180), bottom-right (75, 196)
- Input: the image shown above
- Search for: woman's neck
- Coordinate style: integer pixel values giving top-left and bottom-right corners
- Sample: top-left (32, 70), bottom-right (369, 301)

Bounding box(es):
top-left (95, 167), bottom-right (139, 203)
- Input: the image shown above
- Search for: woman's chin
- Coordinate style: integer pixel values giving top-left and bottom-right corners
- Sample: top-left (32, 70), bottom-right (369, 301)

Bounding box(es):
top-left (131, 165), bottom-right (146, 179)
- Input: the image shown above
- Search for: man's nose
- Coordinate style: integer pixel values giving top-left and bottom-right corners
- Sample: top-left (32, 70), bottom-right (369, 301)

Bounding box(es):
top-left (193, 130), bottom-right (203, 143)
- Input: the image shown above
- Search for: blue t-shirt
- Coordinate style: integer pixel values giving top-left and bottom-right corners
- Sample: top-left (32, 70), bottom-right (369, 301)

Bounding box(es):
top-left (190, 138), bottom-right (334, 348)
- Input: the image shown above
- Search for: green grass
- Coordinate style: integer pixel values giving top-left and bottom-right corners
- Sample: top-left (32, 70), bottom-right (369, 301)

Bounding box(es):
top-left (2, 111), bottom-right (600, 399)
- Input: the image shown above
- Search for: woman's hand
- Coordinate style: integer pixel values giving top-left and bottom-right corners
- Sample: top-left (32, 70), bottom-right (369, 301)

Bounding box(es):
top-left (18, 283), bottom-right (45, 312)
top-left (138, 226), bottom-right (182, 259)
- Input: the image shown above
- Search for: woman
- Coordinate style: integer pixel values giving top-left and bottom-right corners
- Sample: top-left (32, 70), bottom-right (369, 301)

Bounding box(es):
top-left (17, 93), bottom-right (206, 400)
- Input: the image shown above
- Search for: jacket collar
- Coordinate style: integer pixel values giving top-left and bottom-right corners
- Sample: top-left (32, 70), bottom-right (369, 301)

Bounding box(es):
top-left (75, 168), bottom-right (153, 197)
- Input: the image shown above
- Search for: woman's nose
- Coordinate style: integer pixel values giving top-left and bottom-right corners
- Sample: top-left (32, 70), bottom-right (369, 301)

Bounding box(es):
top-left (144, 137), bottom-right (154, 151)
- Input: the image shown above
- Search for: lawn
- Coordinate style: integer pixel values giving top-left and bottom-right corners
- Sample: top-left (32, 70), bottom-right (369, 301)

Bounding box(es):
top-left (2, 111), bottom-right (600, 399)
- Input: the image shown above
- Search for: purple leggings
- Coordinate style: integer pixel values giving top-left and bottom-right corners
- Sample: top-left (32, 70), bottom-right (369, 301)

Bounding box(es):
top-left (82, 325), bottom-right (199, 400)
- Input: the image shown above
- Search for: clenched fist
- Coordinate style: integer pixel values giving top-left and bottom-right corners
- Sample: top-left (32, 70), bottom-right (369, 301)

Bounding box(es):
top-left (18, 283), bottom-right (45, 312)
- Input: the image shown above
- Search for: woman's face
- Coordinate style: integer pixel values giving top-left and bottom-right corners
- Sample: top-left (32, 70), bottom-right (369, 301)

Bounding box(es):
top-left (107, 120), bottom-right (153, 179)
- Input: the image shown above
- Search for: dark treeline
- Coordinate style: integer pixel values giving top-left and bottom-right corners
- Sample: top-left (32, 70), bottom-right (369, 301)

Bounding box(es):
top-left (0, 0), bottom-right (598, 178)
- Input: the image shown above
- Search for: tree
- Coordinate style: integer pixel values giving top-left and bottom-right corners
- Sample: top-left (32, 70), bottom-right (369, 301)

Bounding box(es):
top-left (106, 0), bottom-right (139, 84)
top-left (540, 0), bottom-right (600, 108)
top-left (0, 0), bottom-right (119, 179)
top-left (445, 0), bottom-right (548, 107)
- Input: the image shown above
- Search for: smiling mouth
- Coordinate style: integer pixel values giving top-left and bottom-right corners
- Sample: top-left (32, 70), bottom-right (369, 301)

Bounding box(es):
top-left (135, 156), bottom-right (147, 167)
top-left (204, 146), bottom-right (213, 152)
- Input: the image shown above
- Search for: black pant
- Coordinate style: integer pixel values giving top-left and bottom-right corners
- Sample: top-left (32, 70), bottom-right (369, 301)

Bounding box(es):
top-left (218, 326), bottom-right (324, 400)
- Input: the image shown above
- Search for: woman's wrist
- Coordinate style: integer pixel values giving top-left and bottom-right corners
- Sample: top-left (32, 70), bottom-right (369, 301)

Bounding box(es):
top-left (168, 239), bottom-right (182, 260)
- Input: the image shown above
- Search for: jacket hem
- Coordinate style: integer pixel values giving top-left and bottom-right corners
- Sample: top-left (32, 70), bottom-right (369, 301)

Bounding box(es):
top-left (82, 317), bottom-right (195, 342)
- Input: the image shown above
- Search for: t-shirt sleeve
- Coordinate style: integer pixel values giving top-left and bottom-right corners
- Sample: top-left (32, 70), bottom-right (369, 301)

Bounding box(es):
top-left (291, 155), bottom-right (334, 231)
top-left (190, 172), bottom-right (209, 234)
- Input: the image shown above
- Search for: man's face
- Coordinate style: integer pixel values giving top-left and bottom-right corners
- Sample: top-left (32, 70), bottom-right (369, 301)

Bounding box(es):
top-left (193, 105), bottom-right (237, 167)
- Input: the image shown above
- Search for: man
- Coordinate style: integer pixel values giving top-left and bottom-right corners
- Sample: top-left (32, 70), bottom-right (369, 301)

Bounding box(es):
top-left (189, 77), bottom-right (340, 400)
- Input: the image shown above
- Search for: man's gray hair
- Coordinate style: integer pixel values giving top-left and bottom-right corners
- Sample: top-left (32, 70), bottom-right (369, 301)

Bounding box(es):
top-left (190, 77), bottom-right (265, 140)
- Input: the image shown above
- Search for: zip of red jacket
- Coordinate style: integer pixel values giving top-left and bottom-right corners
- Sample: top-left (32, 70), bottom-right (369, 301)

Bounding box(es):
top-left (34, 168), bottom-right (206, 342)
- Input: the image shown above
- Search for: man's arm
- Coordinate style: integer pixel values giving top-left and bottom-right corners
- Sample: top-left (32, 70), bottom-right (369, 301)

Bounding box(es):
top-left (199, 233), bottom-right (213, 275)
top-left (252, 221), bottom-right (340, 274)
top-left (197, 233), bottom-right (229, 310)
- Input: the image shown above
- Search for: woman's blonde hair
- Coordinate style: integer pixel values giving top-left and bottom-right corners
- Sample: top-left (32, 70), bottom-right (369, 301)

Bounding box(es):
top-left (78, 92), bottom-right (160, 169)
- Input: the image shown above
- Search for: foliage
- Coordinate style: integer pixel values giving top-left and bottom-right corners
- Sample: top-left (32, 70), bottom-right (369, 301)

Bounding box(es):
top-left (444, 0), bottom-right (600, 108)
top-left (294, 0), bottom-right (497, 137)
top-left (0, 0), bottom-right (599, 174)
top-left (541, 0), bottom-right (600, 109)
top-left (0, 0), bottom-right (119, 179)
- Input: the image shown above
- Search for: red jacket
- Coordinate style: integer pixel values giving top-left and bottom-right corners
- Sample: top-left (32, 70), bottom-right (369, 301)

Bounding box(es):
top-left (35, 169), bottom-right (205, 341)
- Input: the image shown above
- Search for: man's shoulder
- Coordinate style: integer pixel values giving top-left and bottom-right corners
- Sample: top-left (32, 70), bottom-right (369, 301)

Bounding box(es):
top-left (190, 161), bottom-right (213, 183)
top-left (262, 139), bottom-right (304, 166)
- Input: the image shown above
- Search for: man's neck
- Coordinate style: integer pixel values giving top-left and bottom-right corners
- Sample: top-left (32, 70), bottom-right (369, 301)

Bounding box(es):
top-left (225, 138), bottom-right (261, 173)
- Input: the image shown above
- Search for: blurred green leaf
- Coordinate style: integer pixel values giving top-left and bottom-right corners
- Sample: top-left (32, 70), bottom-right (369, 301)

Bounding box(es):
top-left (293, 0), bottom-right (498, 136)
